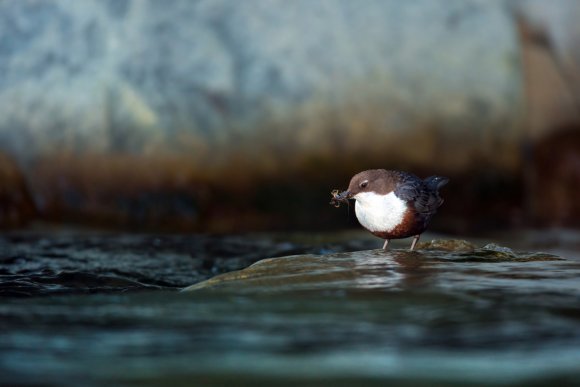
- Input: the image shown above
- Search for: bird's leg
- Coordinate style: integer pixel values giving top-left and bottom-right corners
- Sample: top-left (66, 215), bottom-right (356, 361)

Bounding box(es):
top-left (409, 235), bottom-right (420, 251)
top-left (382, 239), bottom-right (390, 250)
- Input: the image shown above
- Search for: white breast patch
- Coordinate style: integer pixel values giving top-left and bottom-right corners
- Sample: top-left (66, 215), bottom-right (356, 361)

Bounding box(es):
top-left (354, 191), bottom-right (407, 232)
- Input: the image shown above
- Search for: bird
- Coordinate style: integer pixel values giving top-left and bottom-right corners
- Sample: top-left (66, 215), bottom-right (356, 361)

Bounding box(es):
top-left (331, 169), bottom-right (448, 251)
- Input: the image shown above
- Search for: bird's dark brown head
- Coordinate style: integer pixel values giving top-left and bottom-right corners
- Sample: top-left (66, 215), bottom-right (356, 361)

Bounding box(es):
top-left (337, 169), bottom-right (397, 200)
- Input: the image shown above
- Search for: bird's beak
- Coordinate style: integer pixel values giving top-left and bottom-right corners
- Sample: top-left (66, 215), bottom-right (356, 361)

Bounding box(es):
top-left (335, 190), bottom-right (353, 200)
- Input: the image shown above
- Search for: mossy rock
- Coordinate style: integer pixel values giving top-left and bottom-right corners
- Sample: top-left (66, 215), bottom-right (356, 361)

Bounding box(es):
top-left (183, 239), bottom-right (564, 293)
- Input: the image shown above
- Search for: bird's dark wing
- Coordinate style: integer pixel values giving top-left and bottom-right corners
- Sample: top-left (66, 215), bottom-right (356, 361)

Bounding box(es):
top-left (393, 173), bottom-right (422, 202)
top-left (394, 173), bottom-right (443, 216)
top-left (413, 188), bottom-right (443, 215)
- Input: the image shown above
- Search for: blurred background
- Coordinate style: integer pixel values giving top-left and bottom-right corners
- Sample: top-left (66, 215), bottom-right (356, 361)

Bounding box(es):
top-left (1, 0), bottom-right (579, 235)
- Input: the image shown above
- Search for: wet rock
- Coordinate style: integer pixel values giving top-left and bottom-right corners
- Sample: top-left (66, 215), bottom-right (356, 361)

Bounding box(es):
top-left (446, 244), bottom-right (562, 262)
top-left (183, 240), bottom-right (565, 292)
top-left (528, 126), bottom-right (580, 227)
top-left (0, 0), bottom-right (525, 229)
top-left (417, 239), bottom-right (476, 251)
top-left (0, 1), bottom-right (578, 230)
top-left (27, 153), bottom-right (209, 229)
top-left (0, 153), bottom-right (36, 228)
top-left (516, 0), bottom-right (580, 228)
top-left (482, 243), bottom-right (516, 255)
top-left (0, 0), bottom-right (522, 164)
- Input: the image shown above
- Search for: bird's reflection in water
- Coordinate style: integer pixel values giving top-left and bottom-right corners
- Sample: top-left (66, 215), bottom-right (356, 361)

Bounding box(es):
top-left (349, 249), bottom-right (435, 290)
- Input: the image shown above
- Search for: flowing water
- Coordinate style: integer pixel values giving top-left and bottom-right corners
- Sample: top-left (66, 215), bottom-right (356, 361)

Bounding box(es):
top-left (1, 231), bottom-right (580, 386)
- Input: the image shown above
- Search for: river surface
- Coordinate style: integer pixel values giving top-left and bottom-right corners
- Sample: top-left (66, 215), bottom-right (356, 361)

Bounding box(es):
top-left (1, 230), bottom-right (580, 386)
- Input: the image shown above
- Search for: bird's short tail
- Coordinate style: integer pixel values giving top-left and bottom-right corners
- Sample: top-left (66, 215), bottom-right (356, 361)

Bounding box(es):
top-left (424, 176), bottom-right (449, 191)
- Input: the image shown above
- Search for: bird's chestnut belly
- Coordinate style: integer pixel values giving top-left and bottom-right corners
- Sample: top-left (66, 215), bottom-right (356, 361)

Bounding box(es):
top-left (368, 208), bottom-right (427, 239)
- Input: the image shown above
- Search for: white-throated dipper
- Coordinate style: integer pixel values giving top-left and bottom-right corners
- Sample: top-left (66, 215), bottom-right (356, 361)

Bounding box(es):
top-left (331, 169), bottom-right (448, 251)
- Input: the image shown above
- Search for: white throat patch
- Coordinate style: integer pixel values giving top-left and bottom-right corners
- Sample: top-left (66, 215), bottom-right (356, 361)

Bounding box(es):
top-left (354, 191), bottom-right (407, 232)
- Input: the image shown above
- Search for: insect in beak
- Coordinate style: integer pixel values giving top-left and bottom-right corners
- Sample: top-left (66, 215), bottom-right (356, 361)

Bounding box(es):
top-left (329, 189), bottom-right (352, 207)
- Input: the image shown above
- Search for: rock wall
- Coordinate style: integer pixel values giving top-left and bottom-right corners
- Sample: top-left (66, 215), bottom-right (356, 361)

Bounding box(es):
top-left (0, 0), bottom-right (578, 230)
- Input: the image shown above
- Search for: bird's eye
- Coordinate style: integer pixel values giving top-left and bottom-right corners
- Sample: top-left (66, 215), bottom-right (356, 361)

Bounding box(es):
top-left (360, 181), bottom-right (368, 189)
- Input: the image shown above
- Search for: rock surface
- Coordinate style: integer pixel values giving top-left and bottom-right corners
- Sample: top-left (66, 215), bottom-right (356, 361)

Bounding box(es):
top-left (0, 0), bottom-right (521, 165)
top-left (0, 153), bottom-right (35, 228)
top-left (183, 240), bottom-right (564, 292)
top-left (0, 0), bottom-right (523, 229)
top-left (0, 0), bottom-right (579, 229)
